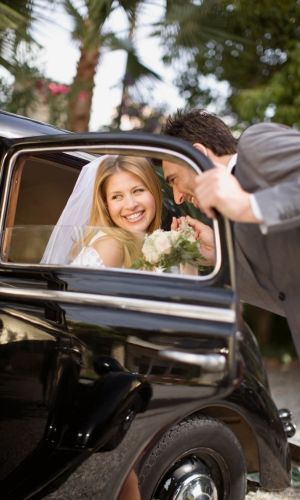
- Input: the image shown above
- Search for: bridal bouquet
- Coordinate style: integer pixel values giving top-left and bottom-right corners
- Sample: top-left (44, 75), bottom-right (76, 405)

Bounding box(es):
top-left (132, 220), bottom-right (204, 273)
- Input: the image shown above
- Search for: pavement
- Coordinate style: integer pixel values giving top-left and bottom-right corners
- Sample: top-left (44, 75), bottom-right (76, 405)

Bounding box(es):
top-left (246, 360), bottom-right (300, 500)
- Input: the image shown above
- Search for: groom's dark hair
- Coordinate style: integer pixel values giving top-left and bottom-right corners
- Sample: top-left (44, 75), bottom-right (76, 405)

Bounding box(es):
top-left (162, 108), bottom-right (237, 156)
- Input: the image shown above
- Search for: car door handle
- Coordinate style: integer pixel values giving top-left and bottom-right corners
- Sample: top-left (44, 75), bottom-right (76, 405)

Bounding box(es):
top-left (158, 350), bottom-right (226, 372)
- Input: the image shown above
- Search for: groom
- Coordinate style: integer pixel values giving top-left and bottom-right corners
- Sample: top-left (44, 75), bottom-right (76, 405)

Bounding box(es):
top-left (162, 108), bottom-right (300, 358)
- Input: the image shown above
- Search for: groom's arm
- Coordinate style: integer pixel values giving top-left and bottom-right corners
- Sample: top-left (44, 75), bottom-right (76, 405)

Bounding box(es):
top-left (237, 122), bottom-right (300, 233)
top-left (193, 122), bottom-right (300, 234)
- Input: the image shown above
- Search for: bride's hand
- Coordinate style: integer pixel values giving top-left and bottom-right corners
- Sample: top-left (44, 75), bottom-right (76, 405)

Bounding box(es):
top-left (171, 216), bottom-right (182, 230)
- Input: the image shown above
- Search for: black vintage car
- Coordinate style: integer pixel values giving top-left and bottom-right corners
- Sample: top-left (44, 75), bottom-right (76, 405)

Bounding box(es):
top-left (0, 110), bottom-right (297, 500)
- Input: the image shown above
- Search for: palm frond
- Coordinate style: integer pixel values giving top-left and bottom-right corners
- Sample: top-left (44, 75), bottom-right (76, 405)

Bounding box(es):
top-left (0, 53), bottom-right (14, 72)
top-left (0, 4), bottom-right (26, 31)
top-left (63, 0), bottom-right (85, 37)
top-left (118, 0), bottom-right (141, 20)
top-left (162, 1), bottom-right (252, 48)
top-left (64, 0), bottom-right (115, 41)
top-left (0, 1), bottom-right (39, 70)
top-left (105, 32), bottom-right (162, 82)
top-left (87, 0), bottom-right (114, 26)
top-left (127, 50), bottom-right (162, 82)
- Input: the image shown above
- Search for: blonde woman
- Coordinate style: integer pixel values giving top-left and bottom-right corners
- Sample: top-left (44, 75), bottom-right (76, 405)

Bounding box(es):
top-left (42, 155), bottom-right (162, 268)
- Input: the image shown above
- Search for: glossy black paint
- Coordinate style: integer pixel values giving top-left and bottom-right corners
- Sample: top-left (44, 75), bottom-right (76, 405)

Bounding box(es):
top-left (0, 111), bottom-right (292, 499)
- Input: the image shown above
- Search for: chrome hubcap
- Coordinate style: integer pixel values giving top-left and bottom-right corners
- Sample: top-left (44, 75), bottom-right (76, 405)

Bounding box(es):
top-left (173, 472), bottom-right (218, 500)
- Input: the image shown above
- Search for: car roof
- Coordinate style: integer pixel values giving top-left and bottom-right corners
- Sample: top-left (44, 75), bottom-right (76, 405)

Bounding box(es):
top-left (0, 110), bottom-right (67, 139)
top-left (0, 111), bottom-right (100, 163)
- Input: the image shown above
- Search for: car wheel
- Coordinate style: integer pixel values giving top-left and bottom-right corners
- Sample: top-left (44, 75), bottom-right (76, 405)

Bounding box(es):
top-left (138, 415), bottom-right (247, 500)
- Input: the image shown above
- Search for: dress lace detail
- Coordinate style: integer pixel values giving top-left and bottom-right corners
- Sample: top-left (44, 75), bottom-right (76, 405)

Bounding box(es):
top-left (70, 246), bottom-right (106, 268)
top-left (70, 231), bottom-right (106, 268)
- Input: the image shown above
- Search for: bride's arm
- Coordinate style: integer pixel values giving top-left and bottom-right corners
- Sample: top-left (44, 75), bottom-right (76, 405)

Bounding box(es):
top-left (92, 237), bottom-right (124, 268)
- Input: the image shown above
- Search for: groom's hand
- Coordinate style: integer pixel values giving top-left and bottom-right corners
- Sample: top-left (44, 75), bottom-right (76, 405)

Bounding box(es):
top-left (171, 216), bottom-right (216, 265)
top-left (194, 165), bottom-right (260, 223)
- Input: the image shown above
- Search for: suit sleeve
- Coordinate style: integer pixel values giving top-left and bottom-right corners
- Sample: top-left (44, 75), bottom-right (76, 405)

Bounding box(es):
top-left (237, 122), bottom-right (300, 233)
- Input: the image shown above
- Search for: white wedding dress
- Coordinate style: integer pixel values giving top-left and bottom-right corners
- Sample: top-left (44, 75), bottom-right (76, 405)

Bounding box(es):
top-left (70, 231), bottom-right (106, 268)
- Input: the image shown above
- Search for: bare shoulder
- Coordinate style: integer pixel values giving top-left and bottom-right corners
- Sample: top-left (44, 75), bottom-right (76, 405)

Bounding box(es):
top-left (92, 236), bottom-right (124, 268)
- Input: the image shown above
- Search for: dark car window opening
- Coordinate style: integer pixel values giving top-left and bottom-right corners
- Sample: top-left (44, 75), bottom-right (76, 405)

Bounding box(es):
top-left (2, 153), bottom-right (81, 263)
top-left (1, 150), bottom-right (219, 278)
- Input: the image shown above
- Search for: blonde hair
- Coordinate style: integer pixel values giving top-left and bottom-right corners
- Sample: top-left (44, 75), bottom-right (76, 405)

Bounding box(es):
top-left (76, 155), bottom-right (162, 267)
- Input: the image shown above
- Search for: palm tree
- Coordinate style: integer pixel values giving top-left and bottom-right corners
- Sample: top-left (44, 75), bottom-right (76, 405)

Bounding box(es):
top-left (111, 2), bottom-right (161, 128)
top-left (0, 0), bottom-right (35, 73)
top-left (0, 1), bottom-right (61, 117)
top-left (64, 0), bottom-right (160, 132)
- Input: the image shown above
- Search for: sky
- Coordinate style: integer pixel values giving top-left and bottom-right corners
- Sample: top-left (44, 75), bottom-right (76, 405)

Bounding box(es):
top-left (33, 2), bottom-right (186, 131)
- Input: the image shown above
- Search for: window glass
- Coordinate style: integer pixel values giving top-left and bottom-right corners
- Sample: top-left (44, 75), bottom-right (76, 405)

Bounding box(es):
top-left (2, 152), bottom-right (81, 263)
top-left (1, 151), bottom-right (218, 278)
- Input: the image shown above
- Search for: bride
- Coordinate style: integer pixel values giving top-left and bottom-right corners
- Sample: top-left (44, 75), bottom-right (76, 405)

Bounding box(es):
top-left (42, 155), bottom-right (162, 268)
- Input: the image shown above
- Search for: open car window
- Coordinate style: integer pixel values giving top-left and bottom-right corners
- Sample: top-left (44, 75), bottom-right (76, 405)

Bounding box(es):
top-left (0, 149), bottom-right (221, 279)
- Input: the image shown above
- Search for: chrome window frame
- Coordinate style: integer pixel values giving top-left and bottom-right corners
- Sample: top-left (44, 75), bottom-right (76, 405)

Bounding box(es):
top-left (0, 144), bottom-right (222, 281)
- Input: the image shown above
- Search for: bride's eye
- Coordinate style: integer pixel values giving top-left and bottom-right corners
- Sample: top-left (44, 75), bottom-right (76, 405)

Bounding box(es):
top-left (134, 187), bottom-right (145, 194)
top-left (111, 194), bottom-right (122, 200)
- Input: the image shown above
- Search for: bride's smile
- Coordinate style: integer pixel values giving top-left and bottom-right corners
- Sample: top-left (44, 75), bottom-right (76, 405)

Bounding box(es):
top-left (124, 210), bottom-right (144, 222)
top-left (106, 170), bottom-right (156, 233)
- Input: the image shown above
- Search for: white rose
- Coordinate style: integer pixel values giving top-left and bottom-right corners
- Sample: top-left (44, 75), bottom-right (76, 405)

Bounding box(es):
top-left (153, 231), bottom-right (173, 255)
top-left (170, 230), bottom-right (181, 244)
top-left (142, 237), bottom-right (160, 264)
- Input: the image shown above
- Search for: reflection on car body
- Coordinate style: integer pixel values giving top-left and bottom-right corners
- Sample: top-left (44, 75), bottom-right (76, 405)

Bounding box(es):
top-left (0, 110), bottom-right (297, 500)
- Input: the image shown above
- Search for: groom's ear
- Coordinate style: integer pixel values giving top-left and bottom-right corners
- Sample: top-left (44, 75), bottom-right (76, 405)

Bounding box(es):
top-left (193, 142), bottom-right (208, 157)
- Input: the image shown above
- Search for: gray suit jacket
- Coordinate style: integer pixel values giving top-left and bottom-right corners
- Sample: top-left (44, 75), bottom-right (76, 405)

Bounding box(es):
top-left (234, 122), bottom-right (300, 357)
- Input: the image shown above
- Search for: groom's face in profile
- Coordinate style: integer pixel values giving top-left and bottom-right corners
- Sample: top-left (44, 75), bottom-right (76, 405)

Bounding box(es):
top-left (162, 160), bottom-right (198, 207)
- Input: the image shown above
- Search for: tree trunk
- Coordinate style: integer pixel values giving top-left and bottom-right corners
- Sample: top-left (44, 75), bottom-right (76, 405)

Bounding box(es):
top-left (67, 43), bottom-right (100, 132)
top-left (115, 73), bottom-right (129, 129)
top-left (115, 8), bottom-right (137, 128)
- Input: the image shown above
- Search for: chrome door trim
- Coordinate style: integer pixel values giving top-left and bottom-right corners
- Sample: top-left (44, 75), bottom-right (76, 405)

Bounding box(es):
top-left (159, 350), bottom-right (227, 372)
top-left (0, 286), bottom-right (235, 323)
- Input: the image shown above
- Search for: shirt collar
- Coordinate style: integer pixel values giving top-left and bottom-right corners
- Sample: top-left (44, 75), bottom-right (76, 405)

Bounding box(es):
top-left (227, 153), bottom-right (237, 172)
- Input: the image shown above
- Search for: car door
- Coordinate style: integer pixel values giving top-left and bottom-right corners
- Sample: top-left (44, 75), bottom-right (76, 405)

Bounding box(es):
top-left (0, 132), bottom-right (239, 497)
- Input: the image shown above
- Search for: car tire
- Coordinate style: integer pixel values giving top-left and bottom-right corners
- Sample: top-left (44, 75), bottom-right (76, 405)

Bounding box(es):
top-left (138, 415), bottom-right (247, 500)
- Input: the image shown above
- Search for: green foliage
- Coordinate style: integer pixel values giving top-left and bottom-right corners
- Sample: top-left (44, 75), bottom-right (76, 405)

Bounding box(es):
top-left (232, 42), bottom-right (300, 127)
top-left (1, 61), bottom-right (42, 116)
top-left (0, 0), bottom-right (35, 36)
top-left (0, 76), bottom-right (10, 108)
top-left (0, 1), bottom-right (61, 118)
top-left (64, 0), bottom-right (114, 46)
top-left (0, 0), bottom-right (36, 73)
top-left (157, 238), bottom-right (204, 272)
top-left (109, 96), bottom-right (166, 132)
top-left (163, 0), bottom-right (300, 127)
top-left (0, 0), bottom-right (163, 129)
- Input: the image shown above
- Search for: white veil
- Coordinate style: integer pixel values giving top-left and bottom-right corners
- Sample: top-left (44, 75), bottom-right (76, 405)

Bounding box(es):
top-left (41, 155), bottom-right (109, 265)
